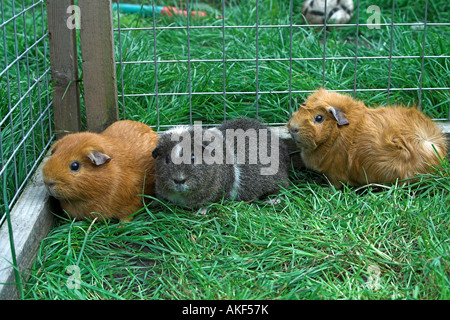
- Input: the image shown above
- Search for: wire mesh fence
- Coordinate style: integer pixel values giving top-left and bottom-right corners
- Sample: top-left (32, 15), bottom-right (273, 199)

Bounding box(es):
top-left (113, 0), bottom-right (450, 131)
top-left (0, 0), bottom-right (52, 226)
top-left (0, 0), bottom-right (448, 299)
top-left (0, 0), bottom-right (448, 229)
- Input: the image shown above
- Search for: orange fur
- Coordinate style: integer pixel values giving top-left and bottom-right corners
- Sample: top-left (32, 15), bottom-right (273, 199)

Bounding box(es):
top-left (42, 120), bottom-right (158, 222)
top-left (287, 89), bottom-right (447, 188)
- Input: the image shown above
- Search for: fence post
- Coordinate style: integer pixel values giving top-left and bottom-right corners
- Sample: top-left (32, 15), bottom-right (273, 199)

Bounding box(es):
top-left (46, 0), bottom-right (81, 138)
top-left (78, 0), bottom-right (119, 133)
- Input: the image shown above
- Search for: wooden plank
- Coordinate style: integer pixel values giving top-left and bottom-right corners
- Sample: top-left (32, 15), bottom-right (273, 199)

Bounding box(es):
top-left (46, 0), bottom-right (81, 138)
top-left (0, 159), bottom-right (54, 300)
top-left (436, 122), bottom-right (450, 135)
top-left (79, 0), bottom-right (119, 133)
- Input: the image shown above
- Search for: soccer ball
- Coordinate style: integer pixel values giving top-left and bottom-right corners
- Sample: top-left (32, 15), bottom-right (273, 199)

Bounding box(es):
top-left (301, 0), bottom-right (354, 25)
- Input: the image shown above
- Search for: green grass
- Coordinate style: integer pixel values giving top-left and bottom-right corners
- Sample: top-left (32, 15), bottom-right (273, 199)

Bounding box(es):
top-left (113, 0), bottom-right (450, 127)
top-left (24, 163), bottom-right (449, 299)
top-left (2, 0), bottom-right (449, 299)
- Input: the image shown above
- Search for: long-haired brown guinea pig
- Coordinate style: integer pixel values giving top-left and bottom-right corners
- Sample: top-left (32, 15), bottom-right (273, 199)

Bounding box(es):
top-left (42, 120), bottom-right (158, 222)
top-left (287, 88), bottom-right (448, 188)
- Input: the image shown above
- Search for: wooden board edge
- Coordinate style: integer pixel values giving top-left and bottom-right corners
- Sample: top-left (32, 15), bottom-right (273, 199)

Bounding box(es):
top-left (0, 159), bottom-right (54, 300)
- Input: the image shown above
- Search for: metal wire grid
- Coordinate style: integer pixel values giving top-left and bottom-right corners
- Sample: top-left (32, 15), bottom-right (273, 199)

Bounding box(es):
top-left (0, 0), bottom-right (52, 225)
top-left (0, 0), bottom-right (448, 223)
top-left (114, 0), bottom-right (450, 128)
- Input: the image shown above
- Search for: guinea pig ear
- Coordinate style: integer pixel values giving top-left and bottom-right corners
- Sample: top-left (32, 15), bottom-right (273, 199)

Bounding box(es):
top-left (327, 106), bottom-right (349, 126)
top-left (87, 151), bottom-right (111, 166)
top-left (152, 145), bottom-right (161, 159)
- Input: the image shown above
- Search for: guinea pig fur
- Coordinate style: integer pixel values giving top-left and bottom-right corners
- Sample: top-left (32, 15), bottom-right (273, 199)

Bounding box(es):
top-left (42, 120), bottom-right (158, 222)
top-left (152, 118), bottom-right (290, 209)
top-left (287, 88), bottom-right (448, 188)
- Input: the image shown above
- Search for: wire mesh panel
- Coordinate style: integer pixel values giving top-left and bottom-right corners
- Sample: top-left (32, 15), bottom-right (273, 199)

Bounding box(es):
top-left (113, 0), bottom-right (449, 131)
top-left (0, 0), bottom-right (52, 226)
top-left (0, 0), bottom-right (445, 300)
top-left (0, 1), bottom-right (447, 225)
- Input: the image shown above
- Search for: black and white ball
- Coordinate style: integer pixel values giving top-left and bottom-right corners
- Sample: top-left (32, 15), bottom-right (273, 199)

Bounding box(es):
top-left (301, 0), bottom-right (354, 25)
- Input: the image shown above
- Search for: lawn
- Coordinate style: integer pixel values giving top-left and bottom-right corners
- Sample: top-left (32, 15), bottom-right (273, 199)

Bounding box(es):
top-left (25, 167), bottom-right (449, 299)
top-left (16, 0), bottom-right (450, 299)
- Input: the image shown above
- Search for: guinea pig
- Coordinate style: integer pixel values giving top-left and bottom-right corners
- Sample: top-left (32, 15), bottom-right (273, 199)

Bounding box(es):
top-left (42, 120), bottom-right (158, 222)
top-left (287, 88), bottom-right (448, 188)
top-left (151, 118), bottom-right (290, 210)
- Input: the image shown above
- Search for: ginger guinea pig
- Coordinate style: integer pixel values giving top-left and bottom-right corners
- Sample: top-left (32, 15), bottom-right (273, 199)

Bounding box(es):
top-left (42, 120), bottom-right (158, 222)
top-left (287, 88), bottom-right (448, 188)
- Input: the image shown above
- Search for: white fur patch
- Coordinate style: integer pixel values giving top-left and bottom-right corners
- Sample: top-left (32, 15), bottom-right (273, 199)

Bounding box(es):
top-left (230, 156), bottom-right (240, 200)
top-left (219, 130), bottom-right (240, 200)
top-left (165, 125), bottom-right (191, 136)
top-left (264, 197), bottom-right (282, 205)
top-left (421, 140), bottom-right (437, 155)
top-left (196, 208), bottom-right (208, 215)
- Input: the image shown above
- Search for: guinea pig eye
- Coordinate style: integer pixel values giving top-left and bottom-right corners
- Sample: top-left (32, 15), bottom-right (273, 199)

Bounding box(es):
top-left (314, 114), bottom-right (325, 124)
top-left (165, 154), bottom-right (171, 164)
top-left (69, 161), bottom-right (81, 172)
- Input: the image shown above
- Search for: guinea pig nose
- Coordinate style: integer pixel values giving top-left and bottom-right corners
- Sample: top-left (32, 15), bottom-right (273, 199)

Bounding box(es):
top-left (173, 178), bottom-right (186, 185)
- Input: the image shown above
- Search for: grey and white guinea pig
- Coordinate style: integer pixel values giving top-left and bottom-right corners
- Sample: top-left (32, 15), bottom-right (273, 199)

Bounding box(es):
top-left (151, 118), bottom-right (290, 210)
